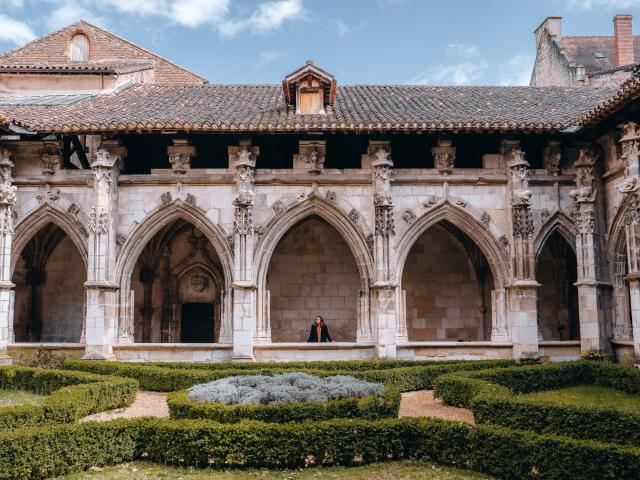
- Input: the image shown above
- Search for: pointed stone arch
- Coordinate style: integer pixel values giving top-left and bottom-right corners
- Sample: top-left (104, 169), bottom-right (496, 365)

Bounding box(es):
top-left (394, 201), bottom-right (509, 288)
top-left (114, 200), bottom-right (233, 343)
top-left (607, 199), bottom-right (634, 340)
top-left (115, 200), bottom-right (233, 287)
top-left (12, 203), bottom-right (88, 275)
top-left (534, 211), bottom-right (576, 264)
top-left (254, 196), bottom-right (374, 288)
top-left (254, 196), bottom-right (374, 343)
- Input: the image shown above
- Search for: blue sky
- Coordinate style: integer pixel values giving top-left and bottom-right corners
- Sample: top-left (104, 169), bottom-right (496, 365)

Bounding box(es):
top-left (1, 0), bottom-right (640, 85)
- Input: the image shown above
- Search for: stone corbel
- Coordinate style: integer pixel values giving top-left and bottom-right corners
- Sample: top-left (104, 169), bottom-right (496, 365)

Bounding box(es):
top-left (506, 148), bottom-right (532, 207)
top-left (543, 140), bottom-right (562, 176)
top-left (569, 147), bottom-right (598, 203)
top-left (40, 141), bottom-right (62, 175)
top-left (431, 138), bottom-right (455, 174)
top-left (168, 139), bottom-right (196, 174)
top-left (0, 148), bottom-right (16, 235)
top-left (294, 140), bottom-right (326, 174)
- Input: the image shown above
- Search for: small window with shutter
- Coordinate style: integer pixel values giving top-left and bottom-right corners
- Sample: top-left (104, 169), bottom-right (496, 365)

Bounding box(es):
top-left (297, 77), bottom-right (324, 115)
top-left (69, 34), bottom-right (89, 62)
top-left (282, 60), bottom-right (336, 116)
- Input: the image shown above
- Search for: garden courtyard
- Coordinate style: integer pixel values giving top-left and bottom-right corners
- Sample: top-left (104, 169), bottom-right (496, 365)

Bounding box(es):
top-left (0, 359), bottom-right (639, 480)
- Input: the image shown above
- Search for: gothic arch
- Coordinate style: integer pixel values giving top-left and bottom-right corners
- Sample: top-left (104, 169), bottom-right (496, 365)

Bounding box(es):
top-left (12, 203), bottom-right (88, 275)
top-left (115, 199), bottom-right (233, 289)
top-left (607, 198), bottom-right (632, 266)
top-left (394, 201), bottom-right (509, 288)
top-left (254, 196), bottom-right (374, 290)
top-left (534, 212), bottom-right (577, 263)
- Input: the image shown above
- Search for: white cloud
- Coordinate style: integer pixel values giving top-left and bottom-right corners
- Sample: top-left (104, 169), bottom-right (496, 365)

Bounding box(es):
top-left (408, 42), bottom-right (487, 86)
top-left (256, 49), bottom-right (284, 67)
top-left (170, 0), bottom-right (230, 28)
top-left (45, 2), bottom-right (107, 30)
top-left (498, 53), bottom-right (534, 86)
top-left (44, 0), bottom-right (301, 39)
top-left (251, 0), bottom-right (302, 32)
top-left (566, 0), bottom-right (640, 9)
top-left (0, 13), bottom-right (36, 44)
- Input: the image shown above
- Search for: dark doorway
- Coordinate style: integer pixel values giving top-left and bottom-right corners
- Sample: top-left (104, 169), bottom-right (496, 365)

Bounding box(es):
top-left (180, 303), bottom-right (214, 343)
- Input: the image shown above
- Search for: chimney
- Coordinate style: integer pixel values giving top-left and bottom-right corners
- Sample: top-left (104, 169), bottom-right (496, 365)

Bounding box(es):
top-left (614, 14), bottom-right (634, 66)
top-left (534, 17), bottom-right (562, 46)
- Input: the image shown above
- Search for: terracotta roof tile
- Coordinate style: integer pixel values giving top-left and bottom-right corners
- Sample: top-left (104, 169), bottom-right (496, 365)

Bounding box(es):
top-left (0, 59), bottom-right (155, 74)
top-left (0, 83), bottom-right (617, 134)
top-left (579, 67), bottom-right (640, 125)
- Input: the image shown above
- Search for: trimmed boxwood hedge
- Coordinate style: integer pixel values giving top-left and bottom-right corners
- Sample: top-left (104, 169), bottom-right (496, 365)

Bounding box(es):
top-left (167, 385), bottom-right (401, 423)
top-left (0, 366), bottom-right (138, 430)
top-left (1, 416), bottom-right (639, 480)
top-left (433, 361), bottom-right (640, 446)
top-left (61, 359), bottom-right (516, 392)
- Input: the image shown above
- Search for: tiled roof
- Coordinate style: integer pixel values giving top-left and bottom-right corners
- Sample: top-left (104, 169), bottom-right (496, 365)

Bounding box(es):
top-left (557, 36), bottom-right (640, 75)
top-left (579, 68), bottom-right (640, 125)
top-left (0, 59), bottom-right (155, 74)
top-left (0, 83), bottom-right (616, 134)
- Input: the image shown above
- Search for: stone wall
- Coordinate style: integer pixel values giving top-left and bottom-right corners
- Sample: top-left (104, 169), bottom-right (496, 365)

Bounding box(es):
top-left (402, 224), bottom-right (492, 341)
top-left (267, 217), bottom-right (360, 342)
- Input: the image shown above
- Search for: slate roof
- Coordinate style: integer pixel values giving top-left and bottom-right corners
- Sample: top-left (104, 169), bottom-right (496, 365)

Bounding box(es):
top-left (557, 36), bottom-right (640, 75)
top-left (0, 83), bottom-right (617, 134)
top-left (0, 59), bottom-right (156, 75)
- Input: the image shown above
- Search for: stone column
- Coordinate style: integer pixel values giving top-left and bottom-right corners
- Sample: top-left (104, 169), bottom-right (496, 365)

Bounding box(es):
top-left (229, 140), bottom-right (259, 359)
top-left (83, 141), bottom-right (124, 360)
top-left (617, 122), bottom-right (640, 360)
top-left (367, 141), bottom-right (397, 357)
top-left (570, 147), bottom-right (610, 355)
top-left (0, 148), bottom-right (16, 364)
top-left (505, 147), bottom-right (540, 359)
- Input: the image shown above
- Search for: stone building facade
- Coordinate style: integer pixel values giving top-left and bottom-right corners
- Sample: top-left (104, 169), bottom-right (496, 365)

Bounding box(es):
top-left (0, 20), bottom-right (638, 364)
top-left (531, 14), bottom-right (640, 87)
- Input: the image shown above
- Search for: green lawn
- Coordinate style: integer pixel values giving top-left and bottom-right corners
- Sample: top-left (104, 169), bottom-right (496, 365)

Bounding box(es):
top-left (520, 385), bottom-right (640, 413)
top-left (0, 389), bottom-right (45, 407)
top-left (56, 461), bottom-right (494, 480)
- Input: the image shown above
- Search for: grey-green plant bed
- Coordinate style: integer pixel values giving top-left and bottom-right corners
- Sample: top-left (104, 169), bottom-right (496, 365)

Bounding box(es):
top-left (519, 385), bottom-right (640, 414)
top-left (0, 389), bottom-right (45, 407)
top-left (54, 460), bottom-right (495, 480)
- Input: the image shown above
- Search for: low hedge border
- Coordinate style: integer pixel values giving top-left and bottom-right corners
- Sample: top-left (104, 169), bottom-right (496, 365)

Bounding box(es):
top-left (0, 366), bottom-right (138, 430)
top-left (1, 416), bottom-right (639, 480)
top-left (61, 359), bottom-right (516, 392)
top-left (433, 361), bottom-right (640, 446)
top-left (167, 386), bottom-right (401, 423)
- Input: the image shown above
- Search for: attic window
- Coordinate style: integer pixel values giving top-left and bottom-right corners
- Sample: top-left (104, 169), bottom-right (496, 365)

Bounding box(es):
top-left (593, 51), bottom-right (606, 58)
top-left (69, 34), bottom-right (89, 62)
top-left (282, 60), bottom-right (336, 115)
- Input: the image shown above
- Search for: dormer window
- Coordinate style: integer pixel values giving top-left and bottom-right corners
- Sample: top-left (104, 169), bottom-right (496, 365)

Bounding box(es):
top-left (69, 34), bottom-right (89, 62)
top-left (283, 60), bottom-right (336, 115)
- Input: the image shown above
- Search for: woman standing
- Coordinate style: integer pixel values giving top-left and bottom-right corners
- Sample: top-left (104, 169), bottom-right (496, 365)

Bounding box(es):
top-left (307, 315), bottom-right (333, 342)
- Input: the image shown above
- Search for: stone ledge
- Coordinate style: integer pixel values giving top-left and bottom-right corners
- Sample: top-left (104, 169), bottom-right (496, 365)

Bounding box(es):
top-left (253, 342), bottom-right (375, 350)
top-left (113, 343), bottom-right (233, 351)
top-left (398, 341), bottom-right (513, 348)
top-left (611, 339), bottom-right (635, 346)
top-left (8, 343), bottom-right (84, 349)
top-left (538, 340), bottom-right (581, 346)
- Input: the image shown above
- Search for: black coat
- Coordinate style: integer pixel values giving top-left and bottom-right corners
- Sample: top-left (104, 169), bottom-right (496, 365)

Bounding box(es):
top-left (307, 323), bottom-right (332, 342)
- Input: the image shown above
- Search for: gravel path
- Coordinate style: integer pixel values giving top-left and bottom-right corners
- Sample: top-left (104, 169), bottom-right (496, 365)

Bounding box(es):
top-left (81, 391), bottom-right (169, 422)
top-left (398, 390), bottom-right (475, 424)
top-left (81, 389), bottom-right (473, 424)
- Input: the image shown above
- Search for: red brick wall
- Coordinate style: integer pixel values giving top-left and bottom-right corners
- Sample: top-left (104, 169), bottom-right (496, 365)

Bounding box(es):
top-left (0, 22), bottom-right (205, 84)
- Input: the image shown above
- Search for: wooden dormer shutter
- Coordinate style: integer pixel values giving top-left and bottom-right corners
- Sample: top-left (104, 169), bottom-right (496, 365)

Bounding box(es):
top-left (297, 76), bottom-right (324, 114)
top-left (70, 34), bottom-right (89, 62)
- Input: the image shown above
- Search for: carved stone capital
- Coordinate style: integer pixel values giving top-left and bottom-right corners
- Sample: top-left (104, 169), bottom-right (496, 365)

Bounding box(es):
top-left (431, 138), bottom-right (455, 174)
top-left (40, 150), bottom-right (61, 175)
top-left (168, 140), bottom-right (195, 174)
top-left (229, 140), bottom-right (259, 170)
